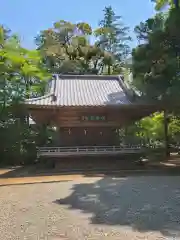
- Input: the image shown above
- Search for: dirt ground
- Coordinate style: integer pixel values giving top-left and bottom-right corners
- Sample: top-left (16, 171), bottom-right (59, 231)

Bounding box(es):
top-left (1, 176), bottom-right (180, 239)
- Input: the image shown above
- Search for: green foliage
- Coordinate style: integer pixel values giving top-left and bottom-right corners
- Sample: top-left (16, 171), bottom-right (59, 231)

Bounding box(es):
top-left (139, 113), bottom-right (164, 141)
top-left (0, 26), bottom-right (49, 165)
top-left (98, 6), bottom-right (131, 61)
top-left (131, 8), bottom-right (180, 156)
top-left (36, 20), bottom-right (100, 74)
top-left (96, 6), bottom-right (131, 74)
top-left (132, 11), bottom-right (180, 103)
top-left (152, 0), bottom-right (179, 10)
top-left (122, 111), bottom-right (180, 148)
top-left (35, 6), bottom-right (130, 75)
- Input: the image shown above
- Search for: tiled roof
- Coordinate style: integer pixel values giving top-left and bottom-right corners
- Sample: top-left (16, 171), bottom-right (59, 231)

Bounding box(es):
top-left (25, 75), bottom-right (135, 107)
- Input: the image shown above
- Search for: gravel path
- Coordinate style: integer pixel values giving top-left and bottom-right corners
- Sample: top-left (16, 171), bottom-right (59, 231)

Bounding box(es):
top-left (1, 176), bottom-right (180, 239)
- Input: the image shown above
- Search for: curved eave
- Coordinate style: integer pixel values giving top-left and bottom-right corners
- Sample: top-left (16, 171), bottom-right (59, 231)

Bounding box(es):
top-left (24, 94), bottom-right (55, 107)
top-left (24, 103), bottom-right (160, 112)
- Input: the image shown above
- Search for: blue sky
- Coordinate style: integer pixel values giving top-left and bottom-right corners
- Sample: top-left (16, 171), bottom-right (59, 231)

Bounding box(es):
top-left (1, 0), bottom-right (156, 49)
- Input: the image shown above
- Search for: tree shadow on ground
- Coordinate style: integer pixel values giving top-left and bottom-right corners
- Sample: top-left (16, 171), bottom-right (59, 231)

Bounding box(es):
top-left (54, 176), bottom-right (180, 237)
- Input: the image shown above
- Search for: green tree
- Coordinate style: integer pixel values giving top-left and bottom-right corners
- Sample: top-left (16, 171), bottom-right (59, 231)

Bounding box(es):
top-left (36, 9), bottom-right (131, 76)
top-left (152, 0), bottom-right (179, 10)
top-left (95, 6), bottom-right (131, 74)
top-left (36, 20), bottom-right (105, 74)
top-left (132, 11), bottom-right (180, 156)
top-left (0, 26), bottom-right (49, 164)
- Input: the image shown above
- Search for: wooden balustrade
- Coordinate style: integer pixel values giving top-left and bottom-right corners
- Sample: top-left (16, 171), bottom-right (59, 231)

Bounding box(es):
top-left (37, 145), bottom-right (144, 158)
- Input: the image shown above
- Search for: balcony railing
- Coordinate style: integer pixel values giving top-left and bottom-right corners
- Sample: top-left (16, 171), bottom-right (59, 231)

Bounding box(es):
top-left (37, 145), bottom-right (144, 157)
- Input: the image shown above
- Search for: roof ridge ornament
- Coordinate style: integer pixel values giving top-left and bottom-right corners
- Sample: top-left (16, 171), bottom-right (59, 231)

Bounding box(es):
top-left (51, 94), bottom-right (57, 102)
top-left (118, 75), bottom-right (136, 102)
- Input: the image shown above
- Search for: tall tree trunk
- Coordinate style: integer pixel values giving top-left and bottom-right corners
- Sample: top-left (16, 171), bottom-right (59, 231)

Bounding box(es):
top-left (0, 78), bottom-right (7, 118)
top-left (174, 0), bottom-right (179, 8)
top-left (24, 76), bottom-right (30, 125)
top-left (108, 64), bottom-right (111, 75)
top-left (164, 109), bottom-right (170, 158)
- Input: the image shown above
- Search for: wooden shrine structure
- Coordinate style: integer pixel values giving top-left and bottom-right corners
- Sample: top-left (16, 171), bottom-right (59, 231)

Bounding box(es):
top-left (25, 74), bottom-right (159, 158)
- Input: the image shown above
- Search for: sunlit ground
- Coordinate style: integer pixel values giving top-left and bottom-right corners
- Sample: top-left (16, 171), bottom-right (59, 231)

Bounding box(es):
top-left (1, 176), bottom-right (180, 239)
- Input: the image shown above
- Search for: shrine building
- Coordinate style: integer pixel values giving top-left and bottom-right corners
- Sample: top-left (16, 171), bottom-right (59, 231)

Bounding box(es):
top-left (25, 74), bottom-right (159, 157)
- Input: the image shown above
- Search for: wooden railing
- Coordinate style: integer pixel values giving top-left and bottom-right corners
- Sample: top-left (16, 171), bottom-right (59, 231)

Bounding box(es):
top-left (37, 145), bottom-right (144, 157)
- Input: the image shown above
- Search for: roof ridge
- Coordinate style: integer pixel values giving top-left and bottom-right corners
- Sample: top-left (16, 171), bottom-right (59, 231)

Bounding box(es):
top-left (56, 74), bottom-right (120, 80)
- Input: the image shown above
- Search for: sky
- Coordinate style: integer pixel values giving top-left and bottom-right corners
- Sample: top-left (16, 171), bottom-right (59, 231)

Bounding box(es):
top-left (1, 0), bottom-right (156, 49)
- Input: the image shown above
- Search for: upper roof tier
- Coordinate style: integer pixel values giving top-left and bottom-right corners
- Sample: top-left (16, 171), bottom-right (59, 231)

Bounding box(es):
top-left (25, 74), bottom-right (137, 107)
